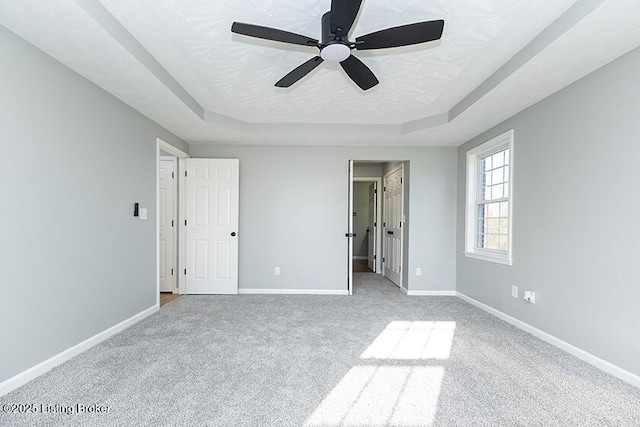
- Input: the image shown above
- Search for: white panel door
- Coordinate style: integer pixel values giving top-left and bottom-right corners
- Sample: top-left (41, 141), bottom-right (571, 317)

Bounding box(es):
top-left (159, 158), bottom-right (177, 292)
top-left (383, 166), bottom-right (403, 287)
top-left (367, 182), bottom-right (377, 272)
top-left (185, 159), bottom-right (239, 294)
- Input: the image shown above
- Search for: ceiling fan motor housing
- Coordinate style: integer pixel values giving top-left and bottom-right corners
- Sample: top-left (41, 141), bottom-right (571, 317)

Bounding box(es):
top-left (320, 11), bottom-right (351, 62)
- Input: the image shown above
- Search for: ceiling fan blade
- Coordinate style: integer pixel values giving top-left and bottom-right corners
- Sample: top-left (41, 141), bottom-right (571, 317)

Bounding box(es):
top-left (330, 0), bottom-right (363, 36)
top-left (232, 22), bottom-right (319, 47)
top-left (275, 56), bottom-right (324, 88)
top-left (340, 55), bottom-right (379, 91)
top-left (356, 20), bottom-right (444, 50)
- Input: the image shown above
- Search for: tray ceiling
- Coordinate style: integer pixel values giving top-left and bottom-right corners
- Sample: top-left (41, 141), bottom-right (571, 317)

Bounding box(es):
top-left (1, 0), bottom-right (640, 146)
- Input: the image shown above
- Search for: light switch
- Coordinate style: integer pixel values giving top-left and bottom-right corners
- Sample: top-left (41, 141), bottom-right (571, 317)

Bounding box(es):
top-left (139, 208), bottom-right (148, 220)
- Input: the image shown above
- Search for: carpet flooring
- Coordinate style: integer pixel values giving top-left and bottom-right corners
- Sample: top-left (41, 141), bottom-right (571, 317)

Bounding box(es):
top-left (1, 273), bottom-right (639, 426)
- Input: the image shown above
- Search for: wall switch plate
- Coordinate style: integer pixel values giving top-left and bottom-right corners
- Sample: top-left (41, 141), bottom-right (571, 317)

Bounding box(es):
top-left (523, 290), bottom-right (536, 304)
top-left (512, 285), bottom-right (518, 298)
top-left (416, 268), bottom-right (422, 276)
top-left (274, 267), bottom-right (280, 276)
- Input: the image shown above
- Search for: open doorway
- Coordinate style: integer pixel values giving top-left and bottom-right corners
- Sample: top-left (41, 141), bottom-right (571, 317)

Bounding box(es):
top-left (352, 178), bottom-right (382, 273)
top-left (348, 161), bottom-right (408, 295)
top-left (157, 138), bottom-right (189, 307)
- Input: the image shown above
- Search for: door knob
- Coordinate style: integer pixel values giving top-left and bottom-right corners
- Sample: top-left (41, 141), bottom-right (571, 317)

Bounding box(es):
top-left (231, 232), bottom-right (237, 237)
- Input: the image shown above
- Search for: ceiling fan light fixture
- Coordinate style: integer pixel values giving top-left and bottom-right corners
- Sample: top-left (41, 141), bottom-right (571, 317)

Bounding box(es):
top-left (231, 0), bottom-right (445, 90)
top-left (320, 43), bottom-right (351, 62)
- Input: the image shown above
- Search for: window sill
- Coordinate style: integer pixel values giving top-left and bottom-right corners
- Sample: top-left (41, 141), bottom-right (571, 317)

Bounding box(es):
top-left (463, 251), bottom-right (512, 266)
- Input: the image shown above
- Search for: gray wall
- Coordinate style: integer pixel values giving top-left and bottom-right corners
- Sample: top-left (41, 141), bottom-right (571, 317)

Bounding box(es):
top-left (456, 46), bottom-right (640, 377)
top-left (0, 28), bottom-right (187, 383)
top-left (353, 163), bottom-right (382, 178)
top-left (189, 145), bottom-right (457, 293)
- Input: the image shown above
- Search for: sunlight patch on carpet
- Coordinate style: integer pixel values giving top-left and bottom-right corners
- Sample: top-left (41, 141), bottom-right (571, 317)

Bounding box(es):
top-left (360, 321), bottom-right (456, 360)
top-left (304, 366), bottom-right (444, 426)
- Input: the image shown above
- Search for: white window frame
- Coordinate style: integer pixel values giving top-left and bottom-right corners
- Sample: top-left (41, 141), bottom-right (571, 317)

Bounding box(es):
top-left (464, 130), bottom-right (514, 266)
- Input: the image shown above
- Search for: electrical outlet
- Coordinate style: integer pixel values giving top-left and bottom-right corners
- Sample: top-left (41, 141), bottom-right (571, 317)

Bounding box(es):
top-left (512, 285), bottom-right (518, 298)
top-left (274, 267), bottom-right (280, 276)
top-left (416, 268), bottom-right (422, 276)
top-left (523, 290), bottom-right (536, 304)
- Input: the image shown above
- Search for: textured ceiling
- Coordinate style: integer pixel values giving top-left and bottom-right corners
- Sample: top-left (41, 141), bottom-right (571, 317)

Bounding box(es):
top-left (1, 0), bottom-right (640, 146)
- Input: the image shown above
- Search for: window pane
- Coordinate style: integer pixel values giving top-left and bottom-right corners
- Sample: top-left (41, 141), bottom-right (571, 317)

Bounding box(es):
top-left (499, 235), bottom-right (508, 251)
top-left (486, 186), bottom-right (492, 201)
top-left (488, 203), bottom-right (500, 217)
top-left (488, 219), bottom-right (499, 233)
top-left (493, 167), bottom-right (504, 184)
top-left (485, 170), bottom-right (493, 186)
top-left (492, 184), bottom-right (503, 200)
top-left (493, 151), bottom-right (504, 168)
top-left (504, 149), bottom-right (510, 165)
top-left (499, 218), bottom-right (509, 234)
top-left (486, 234), bottom-right (499, 250)
top-left (500, 201), bottom-right (509, 217)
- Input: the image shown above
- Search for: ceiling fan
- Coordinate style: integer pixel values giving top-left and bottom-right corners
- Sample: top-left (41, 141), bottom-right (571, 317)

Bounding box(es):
top-left (231, 0), bottom-right (444, 91)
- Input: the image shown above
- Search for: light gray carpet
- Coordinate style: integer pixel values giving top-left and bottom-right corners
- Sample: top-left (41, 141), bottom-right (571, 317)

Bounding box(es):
top-left (1, 273), bottom-right (639, 426)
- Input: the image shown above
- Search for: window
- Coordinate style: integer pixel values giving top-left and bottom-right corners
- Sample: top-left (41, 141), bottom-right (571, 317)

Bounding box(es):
top-left (465, 130), bottom-right (513, 265)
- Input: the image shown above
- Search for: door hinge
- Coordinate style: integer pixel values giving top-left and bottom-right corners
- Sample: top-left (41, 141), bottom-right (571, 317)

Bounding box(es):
top-left (171, 220), bottom-right (174, 227)
top-left (172, 172), bottom-right (174, 179)
top-left (383, 222), bottom-right (386, 227)
top-left (374, 189), bottom-right (377, 194)
top-left (400, 221), bottom-right (402, 228)
top-left (382, 257), bottom-right (386, 263)
top-left (383, 186), bottom-right (386, 191)
top-left (184, 269), bottom-right (187, 275)
top-left (374, 255), bottom-right (376, 260)
top-left (401, 178), bottom-right (403, 184)
top-left (171, 268), bottom-right (174, 276)
top-left (374, 222), bottom-right (376, 227)
top-left (185, 171), bottom-right (188, 177)
top-left (184, 219), bottom-right (187, 226)
top-left (345, 233), bottom-right (357, 238)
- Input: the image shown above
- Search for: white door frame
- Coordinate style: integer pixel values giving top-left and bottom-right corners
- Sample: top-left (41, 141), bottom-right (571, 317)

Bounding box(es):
top-left (347, 160), bottom-right (354, 295)
top-left (156, 138), bottom-right (190, 304)
top-left (353, 177), bottom-right (382, 274)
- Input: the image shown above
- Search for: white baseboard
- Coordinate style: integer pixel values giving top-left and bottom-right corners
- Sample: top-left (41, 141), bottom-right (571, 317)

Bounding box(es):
top-left (0, 305), bottom-right (159, 397)
top-left (456, 292), bottom-right (640, 389)
top-left (407, 290), bottom-right (457, 296)
top-left (239, 289), bottom-right (349, 295)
